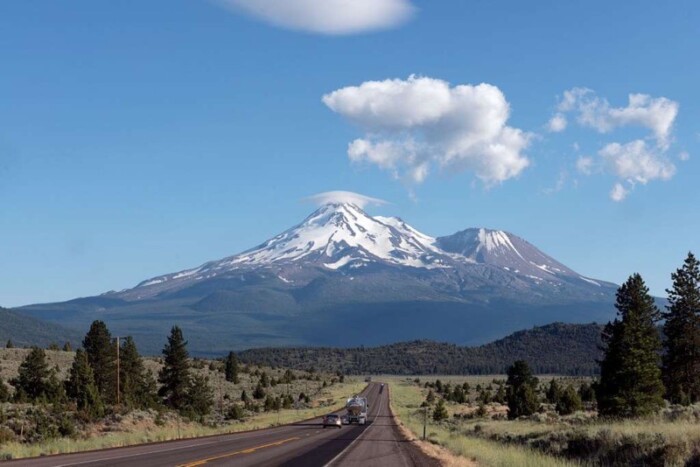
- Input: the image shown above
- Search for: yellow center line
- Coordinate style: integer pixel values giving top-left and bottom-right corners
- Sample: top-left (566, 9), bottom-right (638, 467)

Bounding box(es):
top-left (176, 437), bottom-right (301, 467)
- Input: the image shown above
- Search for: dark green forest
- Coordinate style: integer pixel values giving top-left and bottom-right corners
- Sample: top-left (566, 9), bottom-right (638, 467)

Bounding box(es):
top-left (239, 322), bottom-right (604, 376)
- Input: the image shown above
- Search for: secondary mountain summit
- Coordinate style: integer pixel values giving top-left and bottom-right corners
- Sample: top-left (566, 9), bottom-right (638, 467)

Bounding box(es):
top-left (18, 202), bottom-right (617, 354)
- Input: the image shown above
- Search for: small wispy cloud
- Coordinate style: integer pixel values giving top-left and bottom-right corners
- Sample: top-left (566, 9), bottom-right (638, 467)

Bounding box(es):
top-left (217, 0), bottom-right (416, 35)
top-left (552, 87), bottom-right (681, 201)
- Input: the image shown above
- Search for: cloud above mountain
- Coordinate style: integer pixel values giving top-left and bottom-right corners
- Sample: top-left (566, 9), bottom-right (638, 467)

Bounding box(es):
top-left (304, 191), bottom-right (388, 208)
top-left (323, 75), bottom-right (531, 187)
top-left (218, 0), bottom-right (415, 35)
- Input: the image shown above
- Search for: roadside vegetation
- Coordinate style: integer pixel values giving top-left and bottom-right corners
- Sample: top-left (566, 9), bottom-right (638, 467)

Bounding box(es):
top-left (388, 252), bottom-right (700, 466)
top-left (0, 322), bottom-right (363, 460)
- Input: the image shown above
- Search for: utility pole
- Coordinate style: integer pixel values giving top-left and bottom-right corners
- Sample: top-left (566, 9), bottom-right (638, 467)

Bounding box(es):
top-left (423, 405), bottom-right (427, 441)
top-left (116, 336), bottom-right (120, 406)
top-left (114, 336), bottom-right (127, 406)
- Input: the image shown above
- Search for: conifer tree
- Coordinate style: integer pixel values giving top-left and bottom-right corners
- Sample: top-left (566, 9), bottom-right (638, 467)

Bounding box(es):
top-left (432, 399), bottom-right (448, 421)
top-left (5, 339), bottom-right (13, 349)
top-left (83, 320), bottom-right (116, 402)
top-left (663, 252), bottom-right (700, 404)
top-left (120, 337), bottom-right (158, 409)
top-left (0, 374), bottom-right (9, 402)
top-left (556, 384), bottom-right (583, 415)
top-left (10, 347), bottom-right (51, 402)
top-left (158, 326), bottom-right (191, 410)
top-left (184, 374), bottom-right (214, 421)
top-left (63, 342), bottom-right (72, 352)
top-left (546, 379), bottom-right (562, 404)
top-left (253, 382), bottom-right (266, 399)
top-left (66, 349), bottom-right (104, 418)
top-left (597, 274), bottom-right (664, 417)
top-left (506, 360), bottom-right (539, 419)
top-left (225, 351), bottom-right (239, 384)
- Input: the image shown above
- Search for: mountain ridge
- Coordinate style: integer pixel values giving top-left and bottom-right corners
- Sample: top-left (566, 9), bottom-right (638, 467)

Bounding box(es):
top-left (15, 202), bottom-right (618, 354)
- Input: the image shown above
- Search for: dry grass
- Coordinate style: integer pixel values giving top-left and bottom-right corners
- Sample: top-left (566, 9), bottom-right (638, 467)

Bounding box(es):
top-left (386, 377), bottom-right (576, 467)
top-left (0, 347), bottom-right (366, 460)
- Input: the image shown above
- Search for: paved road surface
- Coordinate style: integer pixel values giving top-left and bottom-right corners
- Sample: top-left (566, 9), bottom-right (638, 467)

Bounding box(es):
top-left (8, 382), bottom-right (438, 466)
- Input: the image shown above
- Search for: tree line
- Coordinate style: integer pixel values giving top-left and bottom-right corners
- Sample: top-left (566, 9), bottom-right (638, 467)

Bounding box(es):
top-left (504, 252), bottom-right (700, 419)
top-left (0, 322), bottom-right (215, 422)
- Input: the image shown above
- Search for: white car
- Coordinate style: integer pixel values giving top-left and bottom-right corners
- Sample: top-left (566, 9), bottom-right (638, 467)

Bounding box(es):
top-left (323, 414), bottom-right (342, 428)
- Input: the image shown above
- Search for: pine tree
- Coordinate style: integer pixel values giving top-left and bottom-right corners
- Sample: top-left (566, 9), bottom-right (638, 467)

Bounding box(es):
top-left (506, 360), bottom-right (540, 419)
top-left (556, 385), bottom-right (583, 415)
top-left (253, 382), bottom-right (266, 400)
top-left (184, 374), bottom-right (214, 421)
top-left (83, 320), bottom-right (116, 402)
top-left (158, 326), bottom-right (191, 410)
top-left (0, 374), bottom-right (9, 402)
top-left (578, 382), bottom-right (595, 403)
top-left (432, 399), bottom-right (448, 421)
top-left (546, 379), bottom-right (562, 404)
top-left (663, 252), bottom-right (700, 405)
top-left (225, 352), bottom-right (239, 384)
top-left (120, 337), bottom-right (158, 409)
top-left (597, 274), bottom-right (665, 417)
top-left (5, 340), bottom-right (13, 349)
top-left (241, 390), bottom-right (249, 402)
top-left (63, 342), bottom-right (72, 352)
top-left (10, 347), bottom-right (51, 402)
top-left (66, 349), bottom-right (104, 418)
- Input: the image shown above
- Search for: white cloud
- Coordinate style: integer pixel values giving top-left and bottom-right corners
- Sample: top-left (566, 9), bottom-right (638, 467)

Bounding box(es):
top-left (576, 156), bottom-right (595, 175)
top-left (679, 151), bottom-right (690, 161)
top-left (555, 88), bottom-right (679, 147)
top-left (304, 191), bottom-right (388, 208)
top-left (610, 183), bottom-right (629, 202)
top-left (219, 0), bottom-right (415, 35)
top-left (323, 75), bottom-right (531, 186)
top-left (599, 140), bottom-right (675, 184)
top-left (546, 113), bottom-right (567, 132)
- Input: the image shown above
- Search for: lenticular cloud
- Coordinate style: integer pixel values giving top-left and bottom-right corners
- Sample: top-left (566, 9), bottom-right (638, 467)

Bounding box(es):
top-left (323, 75), bottom-right (531, 186)
top-left (219, 0), bottom-right (415, 35)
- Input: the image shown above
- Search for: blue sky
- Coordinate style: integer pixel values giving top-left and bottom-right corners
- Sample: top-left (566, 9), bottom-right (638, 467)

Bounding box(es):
top-left (1, 0), bottom-right (698, 306)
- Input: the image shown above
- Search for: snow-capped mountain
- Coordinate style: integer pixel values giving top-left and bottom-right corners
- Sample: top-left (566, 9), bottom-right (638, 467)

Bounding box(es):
top-left (122, 202), bottom-right (602, 300)
top-left (18, 202), bottom-right (618, 354)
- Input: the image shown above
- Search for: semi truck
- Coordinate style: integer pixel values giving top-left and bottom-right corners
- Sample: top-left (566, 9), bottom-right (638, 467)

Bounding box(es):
top-left (343, 395), bottom-right (368, 425)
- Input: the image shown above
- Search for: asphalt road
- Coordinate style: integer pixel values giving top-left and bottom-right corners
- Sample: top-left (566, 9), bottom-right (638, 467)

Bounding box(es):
top-left (8, 382), bottom-right (439, 466)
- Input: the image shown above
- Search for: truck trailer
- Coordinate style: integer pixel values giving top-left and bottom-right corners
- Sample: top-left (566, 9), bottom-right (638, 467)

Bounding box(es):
top-left (343, 395), bottom-right (368, 425)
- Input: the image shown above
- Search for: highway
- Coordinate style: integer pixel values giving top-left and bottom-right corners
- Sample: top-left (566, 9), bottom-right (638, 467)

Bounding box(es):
top-left (8, 382), bottom-right (438, 466)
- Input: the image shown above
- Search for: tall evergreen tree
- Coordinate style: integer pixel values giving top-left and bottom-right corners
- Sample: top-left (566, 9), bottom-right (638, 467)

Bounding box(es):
top-left (663, 252), bottom-right (700, 404)
top-left (185, 374), bottom-right (214, 421)
top-left (10, 347), bottom-right (51, 402)
top-left (5, 339), bottom-right (13, 349)
top-left (597, 274), bottom-right (665, 417)
top-left (0, 374), bottom-right (9, 402)
top-left (505, 360), bottom-right (539, 419)
top-left (225, 351), bottom-right (239, 384)
top-left (120, 337), bottom-right (158, 409)
top-left (158, 326), bottom-right (191, 410)
top-left (66, 349), bottom-right (104, 418)
top-left (82, 320), bottom-right (116, 402)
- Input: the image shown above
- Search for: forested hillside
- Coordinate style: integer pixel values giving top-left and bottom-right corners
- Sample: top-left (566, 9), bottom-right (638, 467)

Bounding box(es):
top-left (239, 322), bottom-right (604, 375)
top-left (0, 307), bottom-right (81, 348)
